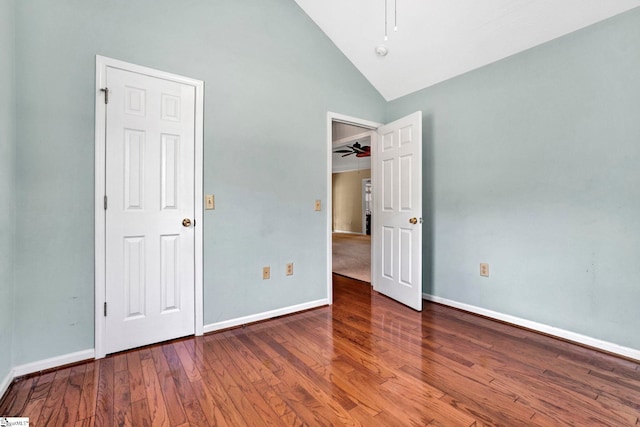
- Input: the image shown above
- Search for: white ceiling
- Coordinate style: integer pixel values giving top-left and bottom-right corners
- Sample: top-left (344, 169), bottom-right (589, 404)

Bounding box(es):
top-left (294, 1), bottom-right (640, 101)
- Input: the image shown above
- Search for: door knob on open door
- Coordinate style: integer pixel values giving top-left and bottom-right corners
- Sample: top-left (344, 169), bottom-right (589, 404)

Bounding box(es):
top-left (409, 217), bottom-right (422, 224)
top-left (182, 218), bottom-right (192, 227)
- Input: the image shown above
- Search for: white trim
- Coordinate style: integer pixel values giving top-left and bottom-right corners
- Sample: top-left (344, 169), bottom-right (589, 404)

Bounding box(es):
top-left (326, 112), bottom-right (382, 305)
top-left (423, 294), bottom-right (640, 362)
top-left (0, 368), bottom-right (13, 400)
top-left (332, 167), bottom-right (371, 174)
top-left (362, 178), bottom-right (371, 235)
top-left (12, 349), bottom-right (95, 378)
top-left (193, 74), bottom-right (205, 337)
top-left (203, 299), bottom-right (329, 334)
top-left (94, 55), bottom-right (204, 358)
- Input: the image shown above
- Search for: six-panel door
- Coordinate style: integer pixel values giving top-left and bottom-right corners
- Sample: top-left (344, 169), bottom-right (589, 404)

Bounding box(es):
top-left (104, 67), bottom-right (196, 354)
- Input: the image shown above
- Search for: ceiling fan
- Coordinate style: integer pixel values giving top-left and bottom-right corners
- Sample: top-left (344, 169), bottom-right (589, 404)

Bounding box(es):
top-left (333, 141), bottom-right (371, 157)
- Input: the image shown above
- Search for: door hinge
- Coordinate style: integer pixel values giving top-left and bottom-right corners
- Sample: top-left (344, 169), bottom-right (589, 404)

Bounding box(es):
top-left (100, 87), bottom-right (109, 104)
top-left (104, 302), bottom-right (107, 317)
top-left (104, 195), bottom-right (107, 210)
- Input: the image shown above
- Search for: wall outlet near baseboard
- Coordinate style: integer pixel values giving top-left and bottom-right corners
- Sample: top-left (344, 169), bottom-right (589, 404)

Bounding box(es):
top-left (480, 263), bottom-right (489, 277)
top-left (286, 263), bottom-right (293, 276)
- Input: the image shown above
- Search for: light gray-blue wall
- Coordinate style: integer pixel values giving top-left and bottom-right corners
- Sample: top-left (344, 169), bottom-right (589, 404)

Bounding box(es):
top-left (6, 0), bottom-right (639, 374)
top-left (387, 8), bottom-right (640, 349)
top-left (0, 0), bottom-right (16, 383)
top-left (11, 0), bottom-right (385, 365)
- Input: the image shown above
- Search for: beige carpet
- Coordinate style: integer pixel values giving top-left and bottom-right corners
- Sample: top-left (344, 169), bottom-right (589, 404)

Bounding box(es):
top-left (332, 233), bottom-right (371, 283)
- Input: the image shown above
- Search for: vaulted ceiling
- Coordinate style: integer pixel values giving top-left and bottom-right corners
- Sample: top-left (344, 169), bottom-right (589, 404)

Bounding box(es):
top-left (294, 1), bottom-right (640, 100)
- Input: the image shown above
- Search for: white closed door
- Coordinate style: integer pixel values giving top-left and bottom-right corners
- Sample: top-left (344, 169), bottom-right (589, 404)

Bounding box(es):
top-left (104, 66), bottom-right (196, 354)
top-left (373, 111), bottom-right (423, 311)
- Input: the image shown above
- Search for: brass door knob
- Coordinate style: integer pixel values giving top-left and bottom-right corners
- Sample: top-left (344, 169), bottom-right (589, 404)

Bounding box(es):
top-left (182, 218), bottom-right (192, 227)
top-left (409, 217), bottom-right (422, 224)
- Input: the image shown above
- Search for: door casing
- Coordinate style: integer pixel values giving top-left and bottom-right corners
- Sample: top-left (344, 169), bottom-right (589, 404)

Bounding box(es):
top-left (94, 55), bottom-right (204, 358)
top-left (326, 112), bottom-right (381, 302)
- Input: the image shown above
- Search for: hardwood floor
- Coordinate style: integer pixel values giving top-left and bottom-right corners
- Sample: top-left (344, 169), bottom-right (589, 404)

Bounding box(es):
top-left (2, 274), bottom-right (639, 426)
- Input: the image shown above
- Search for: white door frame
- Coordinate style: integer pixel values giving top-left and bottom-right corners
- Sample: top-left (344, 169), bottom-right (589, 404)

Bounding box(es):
top-left (94, 55), bottom-right (204, 359)
top-left (326, 112), bottom-right (382, 302)
top-left (362, 178), bottom-right (371, 235)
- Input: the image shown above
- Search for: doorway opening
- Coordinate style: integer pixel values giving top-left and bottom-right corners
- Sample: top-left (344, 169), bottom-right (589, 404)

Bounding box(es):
top-left (330, 120), bottom-right (375, 285)
top-left (326, 111), bottom-right (424, 311)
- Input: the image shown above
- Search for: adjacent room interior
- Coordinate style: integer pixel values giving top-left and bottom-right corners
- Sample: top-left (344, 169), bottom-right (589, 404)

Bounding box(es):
top-left (331, 121), bottom-right (373, 283)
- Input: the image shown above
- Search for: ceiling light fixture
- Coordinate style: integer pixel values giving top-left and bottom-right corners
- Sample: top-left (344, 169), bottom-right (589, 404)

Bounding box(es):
top-left (375, 45), bottom-right (389, 57)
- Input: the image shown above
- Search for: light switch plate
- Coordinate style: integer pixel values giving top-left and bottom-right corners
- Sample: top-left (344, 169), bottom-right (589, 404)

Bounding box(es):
top-left (205, 194), bottom-right (215, 210)
top-left (314, 200), bottom-right (322, 211)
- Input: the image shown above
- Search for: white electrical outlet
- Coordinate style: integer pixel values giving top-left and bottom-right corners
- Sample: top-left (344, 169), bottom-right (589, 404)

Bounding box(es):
top-left (480, 263), bottom-right (489, 277)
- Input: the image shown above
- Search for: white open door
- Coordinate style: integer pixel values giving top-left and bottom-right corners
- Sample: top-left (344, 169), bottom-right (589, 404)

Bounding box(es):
top-left (372, 111), bottom-right (423, 311)
top-left (95, 57), bottom-right (203, 356)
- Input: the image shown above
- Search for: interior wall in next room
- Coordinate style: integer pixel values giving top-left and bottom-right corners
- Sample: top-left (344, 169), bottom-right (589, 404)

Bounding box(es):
top-left (332, 169), bottom-right (371, 233)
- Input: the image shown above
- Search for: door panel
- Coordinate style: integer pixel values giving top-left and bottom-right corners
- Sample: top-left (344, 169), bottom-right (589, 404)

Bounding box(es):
top-left (373, 111), bottom-right (423, 311)
top-left (104, 66), bottom-right (196, 354)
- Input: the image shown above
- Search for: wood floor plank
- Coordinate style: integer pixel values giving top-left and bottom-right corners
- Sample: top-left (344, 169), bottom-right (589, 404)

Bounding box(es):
top-left (173, 340), bottom-right (204, 382)
top-left (76, 360), bottom-right (99, 422)
top-left (93, 358), bottom-right (114, 427)
top-left (113, 370), bottom-right (132, 427)
top-left (160, 343), bottom-right (198, 406)
top-left (140, 355), bottom-right (170, 427)
top-left (113, 353), bottom-right (129, 373)
top-left (125, 350), bottom-right (146, 405)
top-left (207, 336), bottom-right (277, 426)
top-left (2, 274), bottom-right (640, 426)
top-left (130, 398), bottom-right (152, 427)
top-left (53, 364), bottom-right (87, 427)
top-left (30, 371), bottom-right (56, 401)
top-left (36, 367), bottom-right (71, 426)
top-left (150, 345), bottom-right (188, 426)
top-left (74, 416), bottom-right (95, 427)
top-left (21, 397), bottom-right (46, 427)
top-left (2, 377), bottom-right (33, 416)
top-left (199, 366), bottom-right (253, 426)
top-left (189, 379), bottom-right (231, 427)
top-left (182, 337), bottom-right (216, 374)
top-left (182, 398), bottom-right (212, 427)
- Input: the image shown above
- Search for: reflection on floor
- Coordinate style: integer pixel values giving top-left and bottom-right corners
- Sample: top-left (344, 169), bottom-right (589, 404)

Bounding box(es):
top-left (332, 232), bottom-right (371, 283)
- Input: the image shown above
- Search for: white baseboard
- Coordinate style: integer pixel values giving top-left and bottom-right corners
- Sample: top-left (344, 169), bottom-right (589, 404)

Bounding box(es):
top-left (204, 299), bottom-right (329, 334)
top-left (332, 230), bottom-right (365, 235)
top-left (0, 368), bottom-right (13, 401)
top-left (423, 294), bottom-right (640, 362)
top-left (12, 349), bottom-right (95, 378)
